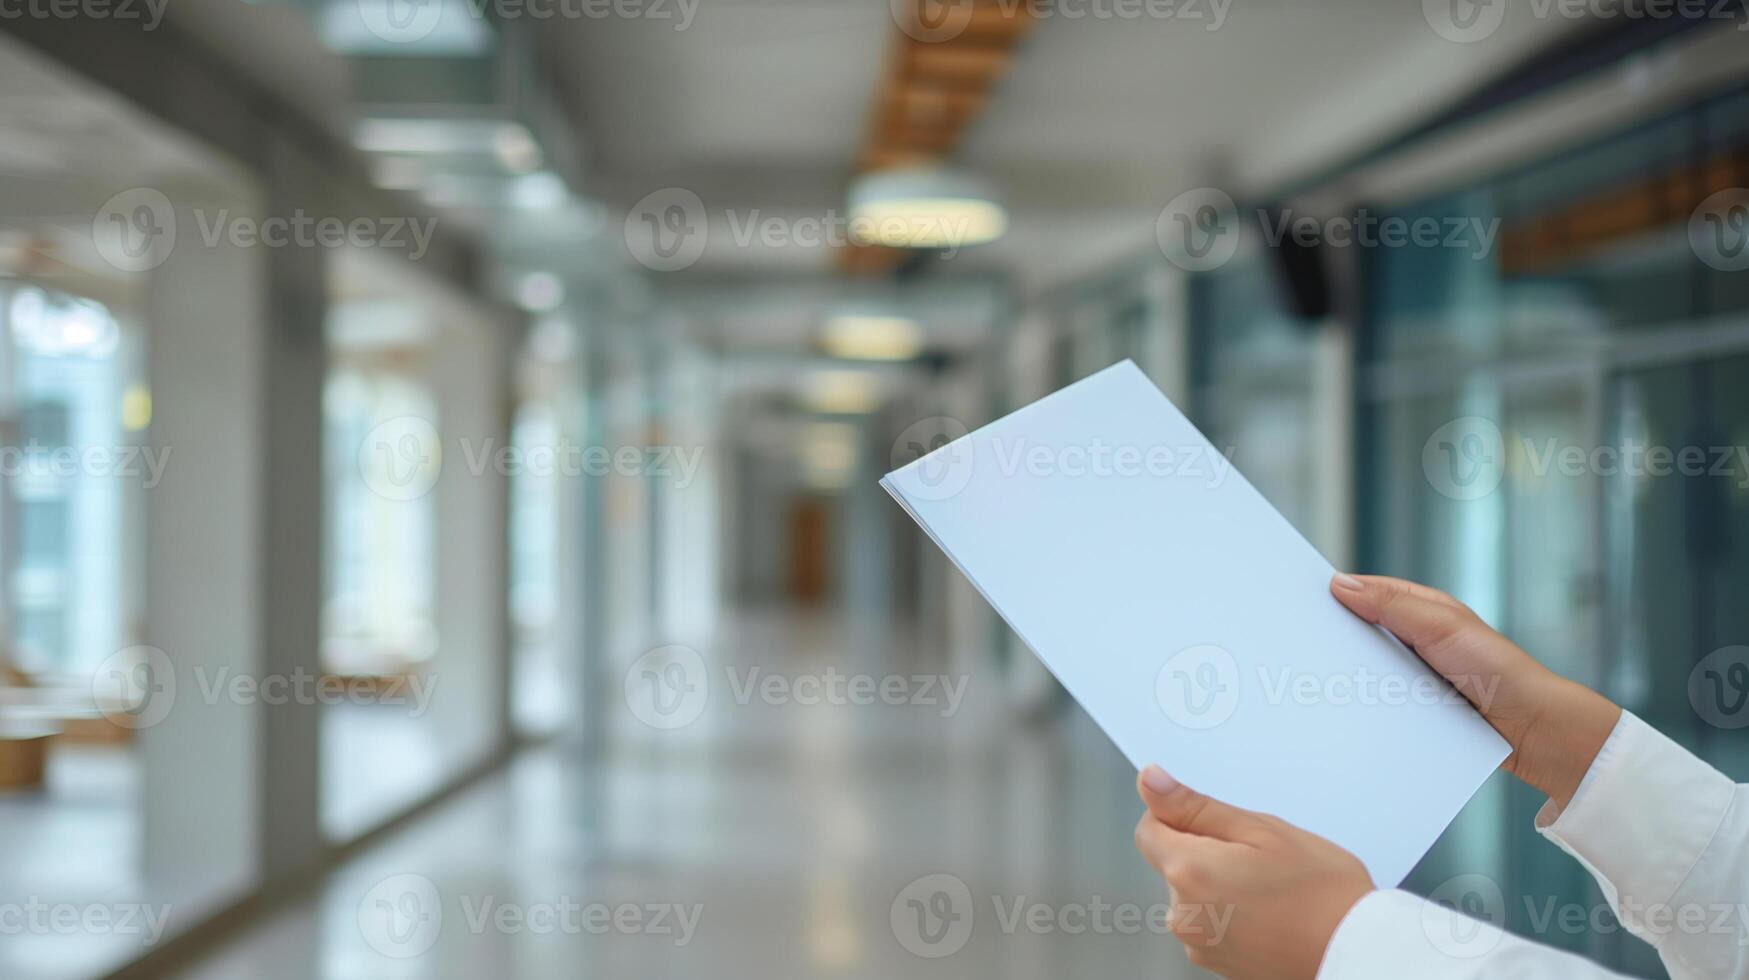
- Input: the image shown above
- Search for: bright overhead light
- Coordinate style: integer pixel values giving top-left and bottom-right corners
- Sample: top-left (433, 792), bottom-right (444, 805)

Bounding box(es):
top-left (821, 314), bottom-right (923, 361)
top-left (509, 172), bottom-right (567, 210)
top-left (516, 272), bottom-right (565, 313)
top-left (800, 422), bottom-right (859, 490)
top-left (846, 167), bottom-right (1006, 249)
top-left (493, 125), bottom-right (543, 174)
top-left (802, 370), bottom-right (883, 415)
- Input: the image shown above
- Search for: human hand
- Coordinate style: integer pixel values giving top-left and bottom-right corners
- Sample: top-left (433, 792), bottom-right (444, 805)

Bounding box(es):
top-left (1330, 573), bottom-right (1620, 808)
top-left (1132, 766), bottom-right (1373, 979)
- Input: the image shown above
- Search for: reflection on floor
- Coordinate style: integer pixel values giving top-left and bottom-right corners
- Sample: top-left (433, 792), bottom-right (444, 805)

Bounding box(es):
top-left (0, 744), bottom-right (141, 980)
top-left (161, 608), bottom-right (1197, 979)
top-left (324, 701), bottom-right (488, 842)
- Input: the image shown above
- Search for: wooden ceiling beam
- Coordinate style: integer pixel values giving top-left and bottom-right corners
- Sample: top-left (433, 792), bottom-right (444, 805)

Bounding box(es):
top-left (838, 1), bottom-right (1034, 275)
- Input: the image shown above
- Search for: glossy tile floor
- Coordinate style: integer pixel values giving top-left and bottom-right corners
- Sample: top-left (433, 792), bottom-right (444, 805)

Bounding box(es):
top-left (158, 609), bottom-right (1199, 979)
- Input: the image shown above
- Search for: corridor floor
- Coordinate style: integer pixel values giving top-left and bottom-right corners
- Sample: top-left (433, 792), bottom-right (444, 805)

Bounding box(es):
top-left (158, 610), bottom-right (1195, 979)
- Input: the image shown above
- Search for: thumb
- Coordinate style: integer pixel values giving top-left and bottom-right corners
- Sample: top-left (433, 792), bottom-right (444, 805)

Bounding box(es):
top-left (1330, 573), bottom-right (1472, 661)
top-left (1137, 766), bottom-right (1263, 842)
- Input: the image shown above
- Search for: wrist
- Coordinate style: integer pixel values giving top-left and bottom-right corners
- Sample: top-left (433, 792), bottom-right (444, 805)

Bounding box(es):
top-left (1508, 676), bottom-right (1620, 808)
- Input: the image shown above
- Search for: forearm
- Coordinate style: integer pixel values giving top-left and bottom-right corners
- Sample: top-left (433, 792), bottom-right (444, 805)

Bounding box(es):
top-left (1505, 672), bottom-right (1621, 810)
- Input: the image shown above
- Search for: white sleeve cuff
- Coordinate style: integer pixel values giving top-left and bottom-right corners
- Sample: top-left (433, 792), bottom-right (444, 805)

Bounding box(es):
top-left (1318, 889), bottom-right (1628, 979)
top-left (1534, 711), bottom-right (1735, 935)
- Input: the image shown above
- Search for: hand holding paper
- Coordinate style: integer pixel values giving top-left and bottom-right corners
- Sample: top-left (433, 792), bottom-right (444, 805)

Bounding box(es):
top-left (883, 360), bottom-right (1510, 886)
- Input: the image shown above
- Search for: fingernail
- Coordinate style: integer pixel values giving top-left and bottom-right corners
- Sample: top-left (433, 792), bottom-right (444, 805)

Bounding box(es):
top-left (1142, 765), bottom-right (1178, 794)
top-left (1333, 572), bottom-right (1364, 592)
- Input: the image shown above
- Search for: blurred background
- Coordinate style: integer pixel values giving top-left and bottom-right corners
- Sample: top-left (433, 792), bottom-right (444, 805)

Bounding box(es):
top-left (0, 1), bottom-right (1747, 977)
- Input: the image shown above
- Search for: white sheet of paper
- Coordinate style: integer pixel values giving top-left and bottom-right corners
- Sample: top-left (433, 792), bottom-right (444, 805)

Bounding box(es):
top-left (882, 360), bottom-right (1509, 886)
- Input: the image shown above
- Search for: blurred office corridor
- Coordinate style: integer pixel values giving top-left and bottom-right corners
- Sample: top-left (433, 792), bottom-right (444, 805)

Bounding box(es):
top-left (3, 1), bottom-right (1749, 978)
top-left (161, 608), bottom-right (1185, 980)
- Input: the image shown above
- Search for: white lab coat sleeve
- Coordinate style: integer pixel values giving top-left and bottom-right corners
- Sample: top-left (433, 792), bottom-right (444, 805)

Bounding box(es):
top-left (1318, 711), bottom-right (1745, 979)
top-left (1316, 888), bottom-right (1631, 978)
top-left (1535, 711), bottom-right (1744, 979)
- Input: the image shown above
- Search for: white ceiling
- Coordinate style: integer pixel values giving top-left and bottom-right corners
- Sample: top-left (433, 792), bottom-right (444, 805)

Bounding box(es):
top-left (0, 0), bottom-right (1610, 343)
top-left (555, 0), bottom-right (1591, 288)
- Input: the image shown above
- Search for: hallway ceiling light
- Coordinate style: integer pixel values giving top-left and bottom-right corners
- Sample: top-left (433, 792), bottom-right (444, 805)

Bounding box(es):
top-left (509, 172), bottom-right (567, 210)
top-left (846, 167), bottom-right (1006, 249)
top-left (802, 370), bottom-right (883, 415)
top-left (820, 314), bottom-right (923, 361)
top-left (493, 125), bottom-right (543, 173)
top-left (516, 272), bottom-right (565, 313)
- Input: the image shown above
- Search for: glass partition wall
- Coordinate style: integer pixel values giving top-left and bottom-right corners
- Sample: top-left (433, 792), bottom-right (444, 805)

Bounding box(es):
top-left (1361, 83), bottom-right (1749, 977)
